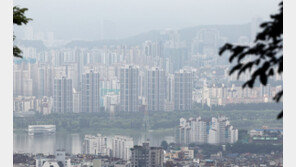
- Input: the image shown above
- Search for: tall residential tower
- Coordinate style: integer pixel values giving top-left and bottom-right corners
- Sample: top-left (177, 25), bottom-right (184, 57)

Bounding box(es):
top-left (53, 76), bottom-right (73, 113)
top-left (147, 67), bottom-right (166, 112)
top-left (120, 65), bottom-right (139, 112)
top-left (81, 70), bottom-right (100, 112)
top-left (174, 69), bottom-right (193, 111)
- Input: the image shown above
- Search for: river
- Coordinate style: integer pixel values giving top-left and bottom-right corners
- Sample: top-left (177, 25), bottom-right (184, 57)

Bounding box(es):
top-left (13, 132), bottom-right (175, 154)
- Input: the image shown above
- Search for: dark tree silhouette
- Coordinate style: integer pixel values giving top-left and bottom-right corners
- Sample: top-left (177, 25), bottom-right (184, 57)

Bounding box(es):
top-left (13, 6), bottom-right (32, 58)
top-left (161, 140), bottom-right (169, 150)
top-left (219, 2), bottom-right (283, 119)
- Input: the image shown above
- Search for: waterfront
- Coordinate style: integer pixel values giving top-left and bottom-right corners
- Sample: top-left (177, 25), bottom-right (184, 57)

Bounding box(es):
top-left (13, 132), bottom-right (175, 154)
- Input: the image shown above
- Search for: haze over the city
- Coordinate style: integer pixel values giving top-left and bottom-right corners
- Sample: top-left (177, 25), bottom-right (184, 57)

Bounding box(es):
top-left (14, 0), bottom-right (280, 40)
top-left (12, 0), bottom-right (283, 166)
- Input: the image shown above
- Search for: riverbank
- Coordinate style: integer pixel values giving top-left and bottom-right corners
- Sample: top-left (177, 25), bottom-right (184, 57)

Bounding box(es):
top-left (14, 109), bottom-right (282, 135)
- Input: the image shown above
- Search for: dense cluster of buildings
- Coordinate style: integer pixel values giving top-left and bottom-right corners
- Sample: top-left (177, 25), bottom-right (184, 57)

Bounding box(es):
top-left (13, 25), bottom-right (283, 166)
top-left (249, 127), bottom-right (283, 144)
top-left (14, 142), bottom-right (164, 167)
top-left (13, 57), bottom-right (281, 114)
top-left (14, 151), bottom-right (131, 167)
top-left (163, 150), bottom-right (283, 167)
top-left (13, 57), bottom-right (195, 114)
top-left (13, 26), bottom-right (282, 115)
top-left (130, 143), bottom-right (164, 167)
top-left (201, 83), bottom-right (283, 106)
top-left (177, 116), bottom-right (238, 145)
top-left (83, 134), bottom-right (134, 161)
top-left (13, 147), bottom-right (283, 167)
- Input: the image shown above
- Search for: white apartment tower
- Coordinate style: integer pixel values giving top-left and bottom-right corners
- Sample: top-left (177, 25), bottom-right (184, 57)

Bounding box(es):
top-left (83, 134), bottom-right (133, 160)
top-left (81, 70), bottom-right (100, 112)
top-left (178, 118), bottom-right (191, 145)
top-left (73, 89), bottom-right (81, 113)
top-left (208, 117), bottom-right (220, 145)
top-left (174, 69), bottom-right (193, 111)
top-left (164, 74), bottom-right (174, 111)
top-left (120, 65), bottom-right (139, 112)
top-left (53, 77), bottom-right (73, 113)
top-left (111, 135), bottom-right (134, 161)
top-left (188, 117), bottom-right (208, 144)
top-left (13, 62), bottom-right (38, 97)
top-left (38, 65), bottom-right (53, 97)
top-left (147, 67), bottom-right (166, 112)
top-left (178, 116), bottom-right (238, 145)
top-left (228, 125), bottom-right (239, 143)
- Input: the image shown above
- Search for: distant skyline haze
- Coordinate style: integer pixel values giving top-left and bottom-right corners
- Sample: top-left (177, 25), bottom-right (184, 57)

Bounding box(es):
top-left (14, 0), bottom-right (280, 40)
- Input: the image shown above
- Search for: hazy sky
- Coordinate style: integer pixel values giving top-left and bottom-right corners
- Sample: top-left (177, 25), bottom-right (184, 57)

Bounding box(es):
top-left (14, 0), bottom-right (280, 40)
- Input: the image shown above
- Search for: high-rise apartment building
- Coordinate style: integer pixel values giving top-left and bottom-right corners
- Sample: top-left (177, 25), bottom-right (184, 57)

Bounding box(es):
top-left (178, 116), bottom-right (238, 145)
top-left (13, 61), bottom-right (38, 97)
top-left (73, 89), bottom-right (81, 113)
top-left (208, 117), bottom-right (220, 145)
top-left (84, 135), bottom-right (102, 155)
top-left (38, 65), bottom-right (53, 97)
top-left (178, 118), bottom-right (191, 145)
top-left (174, 69), bottom-right (193, 111)
top-left (81, 70), bottom-right (100, 112)
top-left (83, 134), bottom-right (133, 161)
top-left (195, 118), bottom-right (208, 144)
top-left (120, 65), bottom-right (139, 112)
top-left (84, 134), bottom-right (113, 156)
top-left (227, 125), bottom-right (239, 143)
top-left (165, 74), bottom-right (174, 111)
top-left (53, 77), bottom-right (73, 113)
top-left (147, 67), bottom-right (166, 112)
top-left (188, 117), bottom-right (208, 144)
top-left (208, 116), bottom-right (237, 144)
top-left (111, 135), bottom-right (134, 161)
top-left (139, 69), bottom-right (147, 98)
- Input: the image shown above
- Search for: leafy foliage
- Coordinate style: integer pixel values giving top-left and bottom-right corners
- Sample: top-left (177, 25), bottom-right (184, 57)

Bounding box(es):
top-left (161, 140), bottom-right (169, 150)
top-left (14, 109), bottom-right (282, 135)
top-left (219, 2), bottom-right (283, 119)
top-left (189, 143), bottom-right (282, 156)
top-left (13, 6), bottom-right (32, 58)
top-left (196, 102), bottom-right (283, 112)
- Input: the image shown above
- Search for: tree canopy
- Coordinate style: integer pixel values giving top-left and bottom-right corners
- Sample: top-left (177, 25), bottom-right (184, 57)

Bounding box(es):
top-left (13, 6), bottom-right (32, 58)
top-left (219, 2), bottom-right (283, 119)
top-left (161, 140), bottom-right (169, 150)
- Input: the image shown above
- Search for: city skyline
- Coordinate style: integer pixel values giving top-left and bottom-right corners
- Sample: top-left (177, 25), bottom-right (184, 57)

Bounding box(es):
top-left (13, 25), bottom-right (283, 114)
top-left (10, 0), bottom-right (284, 166)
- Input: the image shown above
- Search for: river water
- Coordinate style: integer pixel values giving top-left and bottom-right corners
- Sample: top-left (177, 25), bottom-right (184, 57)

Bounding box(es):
top-left (13, 133), bottom-right (175, 154)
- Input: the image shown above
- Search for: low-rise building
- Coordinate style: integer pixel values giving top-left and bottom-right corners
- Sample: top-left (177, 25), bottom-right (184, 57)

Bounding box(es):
top-left (28, 125), bottom-right (56, 136)
top-left (131, 142), bottom-right (164, 167)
